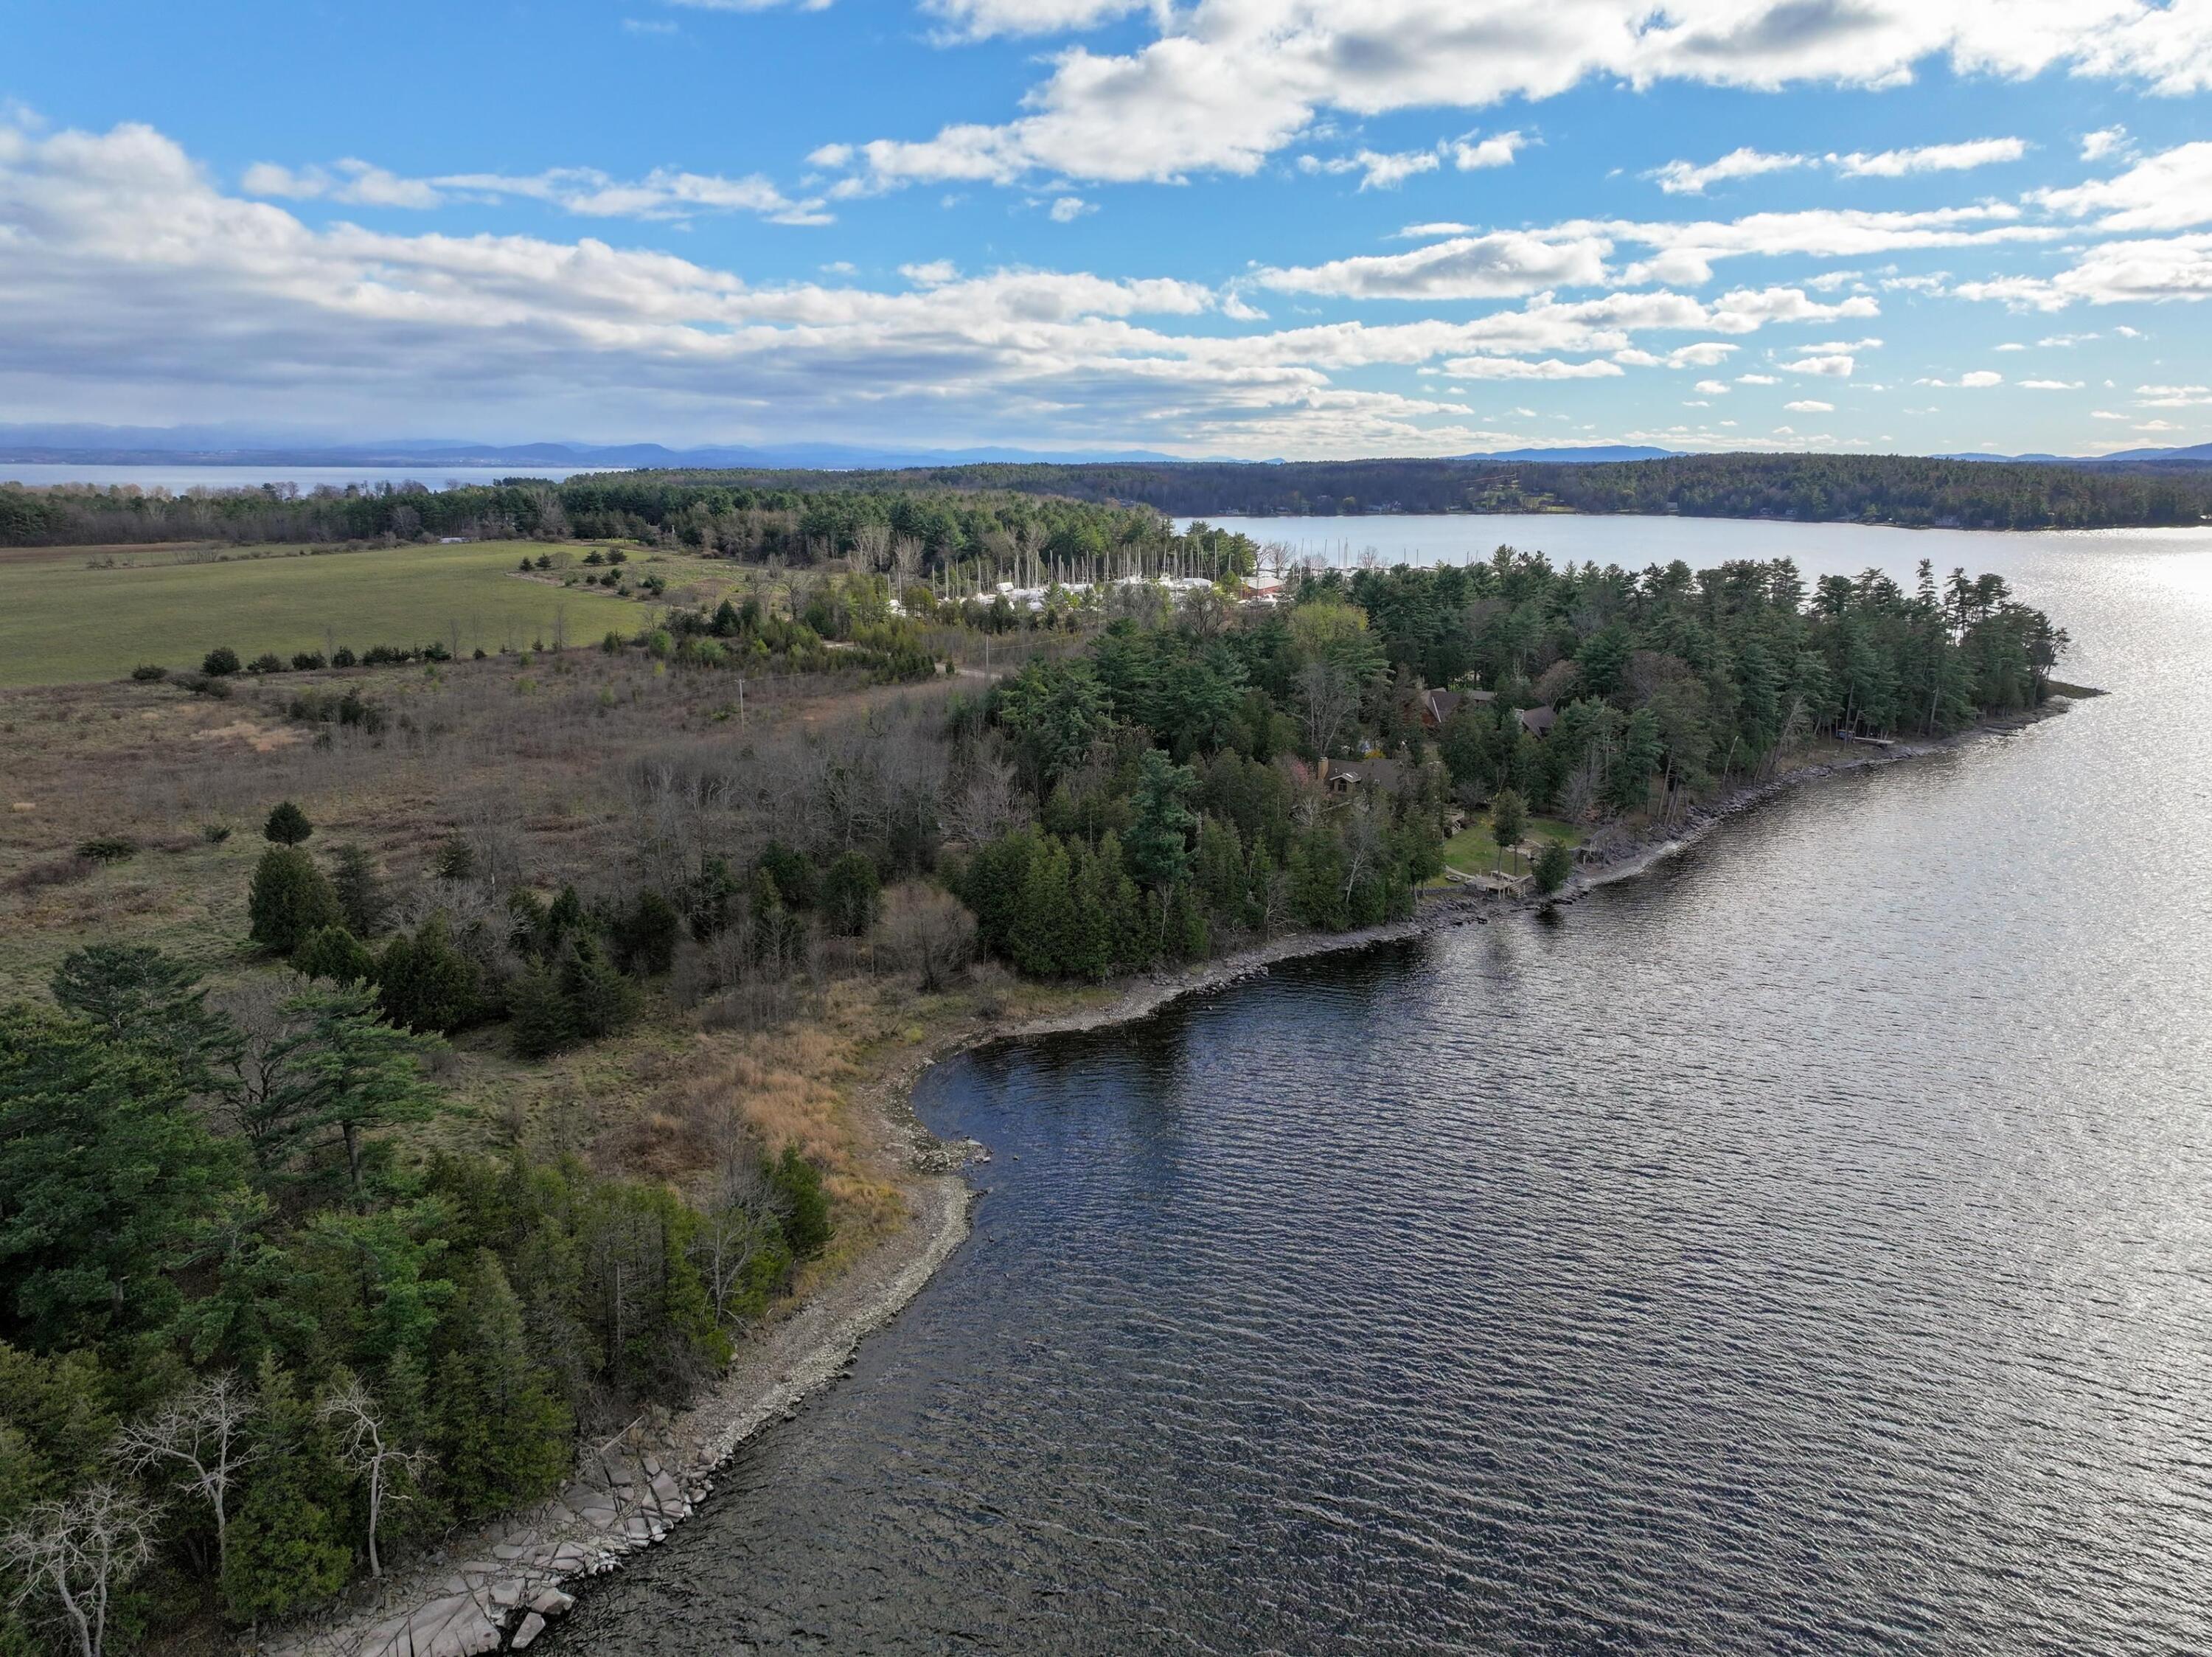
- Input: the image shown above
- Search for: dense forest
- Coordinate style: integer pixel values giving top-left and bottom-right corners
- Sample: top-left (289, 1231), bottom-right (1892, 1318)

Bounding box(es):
top-left (5, 451), bottom-right (2208, 551)
top-left (0, 519), bottom-right (2068, 1650)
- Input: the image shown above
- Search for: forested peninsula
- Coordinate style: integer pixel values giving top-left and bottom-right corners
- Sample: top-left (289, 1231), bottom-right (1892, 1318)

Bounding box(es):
top-left (4, 450), bottom-right (2211, 551)
top-left (1, 486), bottom-right (2073, 1654)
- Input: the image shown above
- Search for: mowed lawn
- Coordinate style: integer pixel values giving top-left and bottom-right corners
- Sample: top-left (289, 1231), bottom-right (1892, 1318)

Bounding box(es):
top-left (0, 540), bottom-right (650, 687)
top-left (1430, 814), bottom-right (1583, 883)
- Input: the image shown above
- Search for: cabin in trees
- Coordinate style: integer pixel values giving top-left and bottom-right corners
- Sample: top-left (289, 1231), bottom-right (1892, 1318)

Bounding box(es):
top-left (1324, 754), bottom-right (1408, 797)
top-left (1516, 704), bottom-right (1558, 740)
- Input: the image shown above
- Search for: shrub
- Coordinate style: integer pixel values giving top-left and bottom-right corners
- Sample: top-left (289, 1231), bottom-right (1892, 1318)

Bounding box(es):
top-left (246, 652), bottom-right (287, 675)
top-left (291, 650), bottom-right (326, 670)
top-left (202, 646), bottom-right (241, 676)
top-left (248, 847), bottom-right (343, 953)
top-left (75, 836), bottom-right (136, 864)
top-left (131, 663), bottom-right (167, 681)
top-left (601, 631), bottom-right (625, 653)
top-left (330, 645), bottom-right (358, 667)
top-left (293, 924), bottom-right (378, 984)
top-left (201, 823), bottom-right (232, 844)
top-left (768, 1147), bottom-right (832, 1257)
top-left (263, 800), bottom-right (313, 845)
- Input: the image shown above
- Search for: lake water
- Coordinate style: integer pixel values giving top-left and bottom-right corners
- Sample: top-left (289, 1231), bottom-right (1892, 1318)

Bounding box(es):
top-left (0, 463), bottom-right (604, 492)
top-left (552, 519), bottom-right (2212, 1654)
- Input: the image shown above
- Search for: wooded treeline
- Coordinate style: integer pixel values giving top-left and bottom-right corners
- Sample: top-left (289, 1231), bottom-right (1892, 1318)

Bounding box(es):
top-left (7, 452), bottom-right (2206, 550)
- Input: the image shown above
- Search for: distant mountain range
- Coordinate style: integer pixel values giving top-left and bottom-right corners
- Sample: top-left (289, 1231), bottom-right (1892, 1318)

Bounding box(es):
top-left (0, 426), bottom-right (1193, 471)
top-left (3, 425), bottom-right (2207, 475)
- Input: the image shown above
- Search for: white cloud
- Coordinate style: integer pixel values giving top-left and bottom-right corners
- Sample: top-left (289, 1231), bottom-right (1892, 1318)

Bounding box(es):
top-left (246, 155), bottom-right (832, 225)
top-left (808, 2), bottom-right (2212, 191)
top-left (2081, 125), bottom-right (2132, 161)
top-left (2091, 409), bottom-right (2129, 419)
top-left (1947, 234), bottom-right (2212, 309)
top-left (1694, 378), bottom-right (1730, 394)
top-left (1916, 370), bottom-right (2005, 386)
top-left (1781, 354), bottom-right (1855, 376)
top-left (1452, 131), bottom-right (1526, 171)
top-left (1253, 232), bottom-right (1611, 299)
top-left (1828, 136), bottom-right (2028, 177)
top-left (240, 159), bottom-right (444, 209)
top-left (622, 18), bottom-right (680, 33)
top-left (1298, 147), bottom-right (1444, 190)
top-left (1648, 147), bottom-right (1805, 195)
top-left (1737, 372), bottom-right (1780, 384)
top-left (1785, 398), bottom-right (1834, 411)
top-left (2136, 383), bottom-right (2212, 406)
top-left (2034, 142), bottom-right (2212, 232)
top-left (1435, 356), bottom-right (1625, 380)
top-left (1992, 341), bottom-right (2026, 350)
top-left (2017, 378), bottom-right (2083, 389)
top-left (1048, 195), bottom-right (1096, 220)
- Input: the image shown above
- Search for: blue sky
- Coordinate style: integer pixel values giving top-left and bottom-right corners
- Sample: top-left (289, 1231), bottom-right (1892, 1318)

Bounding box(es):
top-left (4, 0), bottom-right (2210, 458)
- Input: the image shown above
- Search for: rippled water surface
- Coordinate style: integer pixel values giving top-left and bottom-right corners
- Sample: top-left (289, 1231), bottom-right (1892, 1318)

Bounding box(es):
top-left (556, 524), bottom-right (2212, 1654)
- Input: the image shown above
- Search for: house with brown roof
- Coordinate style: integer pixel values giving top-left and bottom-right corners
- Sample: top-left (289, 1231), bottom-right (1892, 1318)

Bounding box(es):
top-left (1516, 704), bottom-right (1557, 740)
top-left (1418, 687), bottom-right (1495, 729)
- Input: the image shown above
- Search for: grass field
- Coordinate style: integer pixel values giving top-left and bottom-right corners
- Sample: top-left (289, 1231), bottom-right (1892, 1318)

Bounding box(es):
top-left (0, 538), bottom-right (659, 687)
top-left (1431, 813), bottom-right (1583, 883)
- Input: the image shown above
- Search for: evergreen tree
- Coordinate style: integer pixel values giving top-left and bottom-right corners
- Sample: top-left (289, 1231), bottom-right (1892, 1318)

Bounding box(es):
top-left (247, 849), bottom-right (343, 956)
top-left (557, 937), bottom-right (641, 1041)
top-left (818, 854), bottom-right (881, 939)
top-left (48, 944), bottom-right (237, 1093)
top-left (1534, 840), bottom-right (1573, 895)
top-left (262, 802), bottom-right (313, 846)
top-left (262, 987), bottom-right (441, 1207)
top-left (507, 962), bottom-right (574, 1060)
top-left (376, 914), bottom-right (478, 1035)
top-left (0, 1008), bottom-right (240, 1350)
top-left (327, 844), bottom-right (388, 937)
top-left (220, 1362), bottom-right (350, 1626)
top-left (431, 1254), bottom-right (572, 1518)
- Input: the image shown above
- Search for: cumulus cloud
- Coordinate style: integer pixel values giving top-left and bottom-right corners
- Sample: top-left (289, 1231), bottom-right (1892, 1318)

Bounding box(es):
top-left (1452, 131), bottom-right (1526, 170)
top-left (1916, 370), bottom-right (2006, 386)
top-left (2034, 142), bottom-right (2212, 232)
top-left (0, 113), bottom-right (1930, 458)
top-left (1737, 372), bottom-right (1780, 384)
top-left (1299, 147), bottom-right (1443, 190)
top-left (1048, 194), bottom-right (1096, 220)
top-left (1780, 354), bottom-right (1855, 376)
top-left (2081, 125), bottom-right (2132, 161)
top-left (2017, 378), bottom-right (2083, 389)
top-left (1694, 378), bottom-right (1730, 394)
top-left (809, 2), bottom-right (2212, 191)
top-left (1946, 234), bottom-right (2212, 309)
top-left (1784, 398), bottom-right (1834, 411)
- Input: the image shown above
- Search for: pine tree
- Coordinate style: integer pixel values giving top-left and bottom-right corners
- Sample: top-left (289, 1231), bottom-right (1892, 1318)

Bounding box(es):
top-left (293, 925), bottom-right (377, 986)
top-left (1011, 836), bottom-right (1074, 978)
top-left (375, 914), bottom-right (477, 1035)
top-left (558, 937), bottom-right (641, 1041)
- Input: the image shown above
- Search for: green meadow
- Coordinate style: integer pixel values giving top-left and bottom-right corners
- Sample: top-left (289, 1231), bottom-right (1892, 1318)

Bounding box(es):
top-left (0, 540), bottom-right (650, 687)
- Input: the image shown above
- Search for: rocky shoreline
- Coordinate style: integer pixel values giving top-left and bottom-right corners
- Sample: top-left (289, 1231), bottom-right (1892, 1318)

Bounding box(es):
top-left (255, 698), bottom-right (2074, 1656)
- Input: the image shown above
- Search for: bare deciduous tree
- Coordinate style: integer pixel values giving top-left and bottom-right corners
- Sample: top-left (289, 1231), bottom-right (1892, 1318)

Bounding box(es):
top-left (114, 1373), bottom-right (258, 1580)
top-left (319, 1374), bottom-right (422, 1580)
top-left (1296, 660), bottom-right (1359, 761)
top-left (1, 1484), bottom-right (157, 1657)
